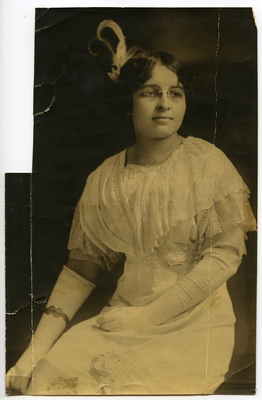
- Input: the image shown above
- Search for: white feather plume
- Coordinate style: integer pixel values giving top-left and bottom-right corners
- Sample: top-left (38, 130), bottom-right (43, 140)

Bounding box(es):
top-left (96, 19), bottom-right (138, 83)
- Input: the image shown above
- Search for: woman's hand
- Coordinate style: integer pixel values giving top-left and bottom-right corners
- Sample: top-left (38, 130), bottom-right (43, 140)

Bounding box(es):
top-left (6, 366), bottom-right (31, 394)
top-left (97, 306), bottom-right (151, 332)
top-left (6, 344), bottom-right (34, 395)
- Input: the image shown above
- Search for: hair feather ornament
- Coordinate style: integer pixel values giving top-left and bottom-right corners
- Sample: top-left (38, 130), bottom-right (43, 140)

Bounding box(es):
top-left (94, 20), bottom-right (139, 83)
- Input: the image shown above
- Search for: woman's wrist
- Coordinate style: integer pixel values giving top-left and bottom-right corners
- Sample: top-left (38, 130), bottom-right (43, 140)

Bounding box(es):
top-left (12, 346), bottom-right (35, 378)
top-left (142, 304), bottom-right (164, 327)
top-left (44, 305), bottom-right (69, 325)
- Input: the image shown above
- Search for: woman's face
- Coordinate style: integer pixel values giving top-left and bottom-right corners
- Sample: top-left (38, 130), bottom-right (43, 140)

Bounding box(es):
top-left (131, 63), bottom-right (186, 140)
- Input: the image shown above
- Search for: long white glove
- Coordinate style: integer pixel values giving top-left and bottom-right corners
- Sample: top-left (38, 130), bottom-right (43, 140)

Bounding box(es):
top-left (143, 248), bottom-right (241, 325)
top-left (6, 265), bottom-right (96, 393)
top-left (98, 248), bottom-right (241, 332)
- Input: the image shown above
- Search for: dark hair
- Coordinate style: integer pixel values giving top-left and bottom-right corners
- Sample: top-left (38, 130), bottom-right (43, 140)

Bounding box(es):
top-left (118, 50), bottom-right (191, 113)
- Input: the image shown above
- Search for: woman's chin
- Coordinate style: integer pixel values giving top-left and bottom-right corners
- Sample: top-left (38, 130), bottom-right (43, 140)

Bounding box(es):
top-left (144, 130), bottom-right (178, 140)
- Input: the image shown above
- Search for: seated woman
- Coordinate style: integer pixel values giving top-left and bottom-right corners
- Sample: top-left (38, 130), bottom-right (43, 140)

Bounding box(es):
top-left (6, 20), bottom-right (256, 395)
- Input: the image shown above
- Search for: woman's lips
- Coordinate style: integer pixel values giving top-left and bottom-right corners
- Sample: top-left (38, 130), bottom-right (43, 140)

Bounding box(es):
top-left (152, 117), bottom-right (173, 125)
top-left (153, 117), bottom-right (173, 119)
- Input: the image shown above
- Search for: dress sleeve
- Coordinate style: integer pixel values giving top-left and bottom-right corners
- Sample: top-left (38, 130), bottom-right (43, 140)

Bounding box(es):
top-left (205, 192), bottom-right (256, 244)
top-left (199, 210), bottom-right (247, 259)
top-left (203, 151), bottom-right (256, 243)
top-left (194, 146), bottom-right (257, 259)
top-left (68, 203), bottom-right (122, 271)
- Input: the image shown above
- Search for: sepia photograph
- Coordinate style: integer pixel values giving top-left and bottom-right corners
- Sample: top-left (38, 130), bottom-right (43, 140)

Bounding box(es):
top-left (5, 7), bottom-right (257, 395)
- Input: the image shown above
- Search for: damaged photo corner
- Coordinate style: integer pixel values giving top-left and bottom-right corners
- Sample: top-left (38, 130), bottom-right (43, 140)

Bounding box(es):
top-left (4, 6), bottom-right (258, 396)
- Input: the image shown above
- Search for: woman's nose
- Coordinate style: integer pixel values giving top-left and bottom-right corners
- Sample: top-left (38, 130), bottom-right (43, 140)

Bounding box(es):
top-left (156, 92), bottom-right (171, 110)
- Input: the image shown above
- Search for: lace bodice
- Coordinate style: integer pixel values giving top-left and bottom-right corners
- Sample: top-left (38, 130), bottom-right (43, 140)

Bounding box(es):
top-left (68, 136), bottom-right (256, 268)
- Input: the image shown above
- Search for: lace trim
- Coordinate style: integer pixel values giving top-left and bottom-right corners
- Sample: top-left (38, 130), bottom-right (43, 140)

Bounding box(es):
top-left (114, 155), bottom-right (137, 249)
top-left (68, 204), bottom-right (122, 271)
top-left (206, 190), bottom-right (256, 238)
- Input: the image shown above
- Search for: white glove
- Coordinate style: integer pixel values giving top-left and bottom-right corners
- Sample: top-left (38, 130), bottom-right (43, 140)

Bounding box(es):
top-left (97, 306), bottom-right (149, 331)
top-left (97, 248), bottom-right (241, 332)
top-left (143, 248), bottom-right (241, 326)
top-left (6, 265), bottom-right (96, 393)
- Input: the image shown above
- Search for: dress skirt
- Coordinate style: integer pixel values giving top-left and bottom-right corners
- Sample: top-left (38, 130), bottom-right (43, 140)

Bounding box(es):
top-left (28, 288), bottom-right (235, 395)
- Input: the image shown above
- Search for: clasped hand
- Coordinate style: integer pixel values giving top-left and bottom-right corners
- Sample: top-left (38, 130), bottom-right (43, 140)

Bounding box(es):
top-left (97, 306), bottom-right (152, 332)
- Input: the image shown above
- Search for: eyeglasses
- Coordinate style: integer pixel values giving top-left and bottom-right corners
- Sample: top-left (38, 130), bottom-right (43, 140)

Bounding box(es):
top-left (135, 87), bottom-right (184, 102)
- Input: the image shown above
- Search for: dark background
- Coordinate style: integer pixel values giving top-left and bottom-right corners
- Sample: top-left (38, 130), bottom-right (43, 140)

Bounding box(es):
top-left (6, 8), bottom-right (257, 394)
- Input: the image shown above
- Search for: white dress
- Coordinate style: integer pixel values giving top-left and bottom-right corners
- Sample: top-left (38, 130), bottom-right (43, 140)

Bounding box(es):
top-left (31, 137), bottom-right (256, 395)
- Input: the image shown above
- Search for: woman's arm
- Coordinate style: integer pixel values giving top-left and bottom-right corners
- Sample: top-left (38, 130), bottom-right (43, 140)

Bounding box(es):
top-left (97, 226), bottom-right (243, 332)
top-left (142, 247), bottom-right (241, 326)
top-left (6, 256), bottom-right (101, 394)
top-left (67, 257), bottom-right (101, 282)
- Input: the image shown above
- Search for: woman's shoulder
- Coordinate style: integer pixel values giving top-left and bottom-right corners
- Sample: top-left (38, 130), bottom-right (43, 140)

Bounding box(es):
top-left (178, 136), bottom-right (244, 192)
top-left (180, 136), bottom-right (247, 196)
top-left (183, 136), bottom-right (225, 156)
top-left (182, 136), bottom-right (230, 168)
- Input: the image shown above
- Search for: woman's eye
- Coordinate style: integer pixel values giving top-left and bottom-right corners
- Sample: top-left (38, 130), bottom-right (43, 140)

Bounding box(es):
top-left (169, 90), bottom-right (183, 98)
top-left (169, 90), bottom-right (182, 98)
top-left (142, 91), bottom-right (157, 97)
